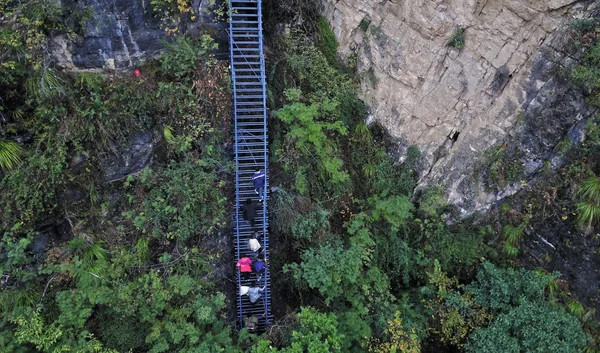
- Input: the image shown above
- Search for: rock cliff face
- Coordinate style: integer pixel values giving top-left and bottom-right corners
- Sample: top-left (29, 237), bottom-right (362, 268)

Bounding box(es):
top-left (52, 0), bottom-right (223, 70)
top-left (323, 0), bottom-right (596, 213)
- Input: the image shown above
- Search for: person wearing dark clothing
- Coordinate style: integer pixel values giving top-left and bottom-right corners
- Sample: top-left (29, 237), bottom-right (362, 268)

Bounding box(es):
top-left (252, 169), bottom-right (266, 202)
top-left (244, 315), bottom-right (259, 333)
top-left (241, 198), bottom-right (258, 228)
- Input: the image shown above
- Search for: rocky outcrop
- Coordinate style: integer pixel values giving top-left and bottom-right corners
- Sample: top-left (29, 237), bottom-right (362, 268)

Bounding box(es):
top-left (53, 0), bottom-right (225, 70)
top-left (53, 0), bottom-right (165, 70)
top-left (323, 0), bottom-right (596, 213)
top-left (101, 131), bottom-right (153, 182)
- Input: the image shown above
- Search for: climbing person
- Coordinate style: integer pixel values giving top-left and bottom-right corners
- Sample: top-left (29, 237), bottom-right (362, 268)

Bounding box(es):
top-left (253, 256), bottom-right (266, 274)
top-left (253, 168), bottom-right (266, 202)
top-left (239, 285), bottom-right (266, 304)
top-left (236, 256), bottom-right (253, 280)
top-left (244, 315), bottom-right (259, 333)
top-left (249, 234), bottom-right (261, 253)
top-left (241, 198), bottom-right (258, 228)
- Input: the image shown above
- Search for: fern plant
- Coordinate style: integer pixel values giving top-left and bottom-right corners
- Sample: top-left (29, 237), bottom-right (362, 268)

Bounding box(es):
top-left (25, 66), bottom-right (65, 100)
top-left (576, 176), bottom-right (600, 228)
top-left (0, 139), bottom-right (23, 170)
top-left (567, 299), bottom-right (585, 318)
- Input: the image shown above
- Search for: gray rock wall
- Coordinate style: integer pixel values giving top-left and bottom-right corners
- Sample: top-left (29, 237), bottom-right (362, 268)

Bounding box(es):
top-left (322, 0), bottom-right (597, 213)
top-left (53, 0), bottom-right (224, 70)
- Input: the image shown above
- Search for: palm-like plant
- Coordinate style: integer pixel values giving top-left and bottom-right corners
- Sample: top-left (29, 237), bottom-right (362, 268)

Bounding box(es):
top-left (0, 139), bottom-right (23, 170)
top-left (576, 176), bottom-right (600, 228)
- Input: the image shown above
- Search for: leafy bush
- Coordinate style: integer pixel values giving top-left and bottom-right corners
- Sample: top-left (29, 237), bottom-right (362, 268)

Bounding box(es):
top-left (481, 143), bottom-right (524, 190)
top-left (151, 0), bottom-right (194, 35)
top-left (254, 307), bottom-right (344, 353)
top-left (448, 27), bottom-right (465, 49)
top-left (576, 176), bottom-right (600, 228)
top-left (160, 35), bottom-right (217, 78)
top-left (274, 101), bottom-right (350, 195)
top-left (466, 301), bottom-right (588, 353)
top-left (124, 160), bottom-right (227, 240)
top-left (316, 17), bottom-right (338, 66)
top-left (291, 208), bottom-right (330, 241)
top-left (0, 138), bottom-right (68, 230)
top-left (466, 262), bottom-right (555, 312)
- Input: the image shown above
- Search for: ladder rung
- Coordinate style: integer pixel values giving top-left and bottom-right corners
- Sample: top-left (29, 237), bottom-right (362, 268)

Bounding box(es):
top-left (236, 95), bottom-right (263, 99)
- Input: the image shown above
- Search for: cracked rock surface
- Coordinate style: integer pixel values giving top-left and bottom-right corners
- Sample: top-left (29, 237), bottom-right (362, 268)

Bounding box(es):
top-left (323, 0), bottom-right (595, 212)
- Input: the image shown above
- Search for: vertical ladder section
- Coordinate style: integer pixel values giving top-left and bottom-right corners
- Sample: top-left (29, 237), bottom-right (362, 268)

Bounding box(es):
top-left (228, 0), bottom-right (272, 331)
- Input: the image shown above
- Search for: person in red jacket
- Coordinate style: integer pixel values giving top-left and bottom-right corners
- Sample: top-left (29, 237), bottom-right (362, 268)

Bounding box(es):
top-left (236, 257), bottom-right (253, 280)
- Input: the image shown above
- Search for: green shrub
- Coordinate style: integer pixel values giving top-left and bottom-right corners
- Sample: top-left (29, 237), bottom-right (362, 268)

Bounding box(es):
top-left (481, 143), bottom-right (524, 191)
top-left (0, 140), bottom-right (22, 170)
top-left (160, 35), bottom-right (217, 78)
top-left (291, 209), bottom-right (330, 241)
top-left (95, 307), bottom-right (150, 352)
top-left (274, 101), bottom-right (350, 196)
top-left (576, 176), bottom-right (600, 228)
top-left (316, 17), bottom-right (338, 66)
top-left (359, 16), bottom-right (371, 32)
top-left (465, 301), bottom-right (587, 353)
top-left (448, 27), bottom-right (465, 49)
top-left (124, 160), bottom-right (227, 240)
top-left (0, 139), bottom-right (68, 230)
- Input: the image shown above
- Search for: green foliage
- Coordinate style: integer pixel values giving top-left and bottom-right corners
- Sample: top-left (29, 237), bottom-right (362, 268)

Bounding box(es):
top-left (13, 309), bottom-right (118, 353)
top-left (95, 307), bottom-right (149, 351)
top-left (417, 187), bottom-right (447, 218)
top-left (576, 176), bottom-right (600, 228)
top-left (151, 0), bottom-right (194, 35)
top-left (465, 301), bottom-right (588, 353)
top-left (291, 208), bottom-right (330, 240)
top-left (124, 160), bottom-right (227, 240)
top-left (481, 143), bottom-right (524, 190)
top-left (368, 312), bottom-right (421, 353)
top-left (568, 299), bottom-right (585, 319)
top-left (159, 35), bottom-right (217, 78)
top-left (0, 139), bottom-right (22, 170)
top-left (316, 17), bottom-right (338, 66)
top-left (289, 239), bottom-right (365, 304)
top-left (0, 138), bottom-right (68, 230)
top-left (163, 125), bottom-right (176, 144)
top-left (48, 248), bottom-right (237, 353)
top-left (466, 262), bottom-right (555, 312)
top-left (412, 218), bottom-right (494, 281)
top-left (448, 27), bottom-right (465, 49)
top-left (274, 101), bottom-right (350, 194)
top-left (25, 66), bottom-right (65, 100)
top-left (369, 195), bottom-right (414, 231)
top-left (359, 16), bottom-right (371, 32)
top-left (254, 307), bottom-right (344, 353)
top-left (502, 224), bottom-right (525, 257)
top-left (426, 260), bottom-right (493, 347)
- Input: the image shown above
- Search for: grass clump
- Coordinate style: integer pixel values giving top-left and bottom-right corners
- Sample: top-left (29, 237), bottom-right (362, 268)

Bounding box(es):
top-left (448, 26), bottom-right (465, 49)
top-left (316, 16), bottom-right (339, 66)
